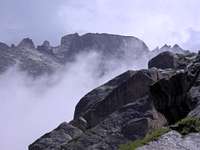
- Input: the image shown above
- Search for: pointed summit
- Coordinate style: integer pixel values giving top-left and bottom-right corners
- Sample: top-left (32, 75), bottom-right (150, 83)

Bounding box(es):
top-left (37, 40), bottom-right (52, 53)
top-left (173, 44), bottom-right (182, 49)
top-left (42, 40), bottom-right (50, 48)
top-left (161, 44), bottom-right (171, 49)
top-left (18, 38), bottom-right (35, 49)
top-left (0, 42), bottom-right (9, 50)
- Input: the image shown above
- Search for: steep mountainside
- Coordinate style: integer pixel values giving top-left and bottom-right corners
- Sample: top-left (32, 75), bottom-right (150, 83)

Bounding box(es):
top-left (0, 39), bottom-right (62, 76)
top-left (0, 33), bottom-right (189, 77)
top-left (29, 50), bottom-right (200, 150)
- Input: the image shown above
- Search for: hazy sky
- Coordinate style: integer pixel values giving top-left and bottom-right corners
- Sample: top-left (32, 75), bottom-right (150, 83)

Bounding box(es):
top-left (0, 0), bottom-right (200, 50)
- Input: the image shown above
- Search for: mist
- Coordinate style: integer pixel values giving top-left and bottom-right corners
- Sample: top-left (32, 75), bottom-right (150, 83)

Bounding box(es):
top-left (0, 49), bottom-right (147, 150)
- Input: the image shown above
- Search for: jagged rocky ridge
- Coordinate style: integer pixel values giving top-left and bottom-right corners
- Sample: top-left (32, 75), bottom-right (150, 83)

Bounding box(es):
top-left (29, 50), bottom-right (200, 150)
top-left (0, 33), bottom-right (190, 77)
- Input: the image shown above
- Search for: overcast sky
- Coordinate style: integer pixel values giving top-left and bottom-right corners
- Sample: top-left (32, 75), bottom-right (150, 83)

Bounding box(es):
top-left (0, 0), bottom-right (200, 50)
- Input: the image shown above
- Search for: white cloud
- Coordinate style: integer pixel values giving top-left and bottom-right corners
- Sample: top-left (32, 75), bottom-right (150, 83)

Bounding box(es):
top-left (0, 46), bottom-right (149, 150)
top-left (0, 52), bottom-right (101, 150)
top-left (1, 0), bottom-right (200, 49)
top-left (57, 0), bottom-right (200, 49)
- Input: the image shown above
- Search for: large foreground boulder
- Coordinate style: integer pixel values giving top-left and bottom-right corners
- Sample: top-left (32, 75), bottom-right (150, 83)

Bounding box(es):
top-left (29, 51), bottom-right (200, 150)
top-left (62, 96), bottom-right (167, 150)
top-left (73, 68), bottom-right (177, 129)
top-left (148, 51), bottom-right (195, 69)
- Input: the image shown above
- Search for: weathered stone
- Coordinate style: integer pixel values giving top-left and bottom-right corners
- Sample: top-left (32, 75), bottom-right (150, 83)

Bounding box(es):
top-left (0, 33), bottom-right (195, 77)
top-left (29, 122), bottom-right (83, 150)
top-left (0, 42), bottom-right (16, 72)
top-left (0, 42), bottom-right (9, 49)
top-left (37, 41), bottom-right (53, 54)
top-left (73, 68), bottom-right (176, 129)
top-left (148, 51), bottom-right (195, 69)
top-left (150, 54), bottom-right (200, 124)
top-left (9, 33), bottom-right (200, 150)
top-left (28, 50), bottom-right (200, 150)
top-left (149, 51), bottom-right (178, 69)
top-left (58, 33), bottom-right (149, 63)
top-left (122, 114), bottom-right (167, 141)
top-left (150, 44), bottom-right (190, 56)
top-left (187, 71), bottom-right (200, 118)
top-left (70, 116), bottom-right (88, 131)
top-left (62, 96), bottom-right (166, 150)
top-left (18, 38), bottom-right (35, 49)
top-left (137, 131), bottom-right (200, 150)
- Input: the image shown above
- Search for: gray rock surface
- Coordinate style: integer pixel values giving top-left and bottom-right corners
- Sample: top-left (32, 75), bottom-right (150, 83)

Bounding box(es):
top-left (0, 39), bottom-right (63, 76)
top-left (29, 122), bottom-right (83, 150)
top-left (73, 68), bottom-right (177, 129)
top-left (62, 96), bottom-right (167, 150)
top-left (188, 83), bottom-right (200, 119)
top-left (29, 50), bottom-right (200, 150)
top-left (138, 131), bottom-right (200, 150)
top-left (18, 38), bottom-right (35, 49)
top-left (1, 33), bottom-right (198, 150)
top-left (148, 51), bottom-right (195, 69)
top-left (37, 40), bottom-right (53, 54)
top-left (0, 42), bottom-right (16, 72)
top-left (0, 33), bottom-right (189, 77)
top-left (58, 33), bottom-right (149, 61)
top-left (150, 44), bottom-right (190, 56)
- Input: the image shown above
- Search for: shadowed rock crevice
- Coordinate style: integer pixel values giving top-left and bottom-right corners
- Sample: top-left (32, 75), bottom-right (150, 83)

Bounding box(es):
top-left (150, 77), bottom-right (191, 124)
top-left (150, 67), bottom-right (200, 124)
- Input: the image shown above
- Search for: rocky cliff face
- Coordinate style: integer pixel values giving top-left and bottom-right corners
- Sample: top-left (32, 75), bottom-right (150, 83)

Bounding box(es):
top-left (0, 39), bottom-right (62, 76)
top-left (58, 33), bottom-right (149, 61)
top-left (0, 33), bottom-right (188, 77)
top-left (1, 33), bottom-right (197, 150)
top-left (29, 50), bottom-right (200, 150)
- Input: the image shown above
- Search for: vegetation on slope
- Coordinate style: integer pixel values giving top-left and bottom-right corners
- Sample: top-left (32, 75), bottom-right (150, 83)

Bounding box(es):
top-left (119, 117), bottom-right (200, 150)
top-left (170, 117), bottom-right (200, 135)
top-left (119, 127), bottom-right (170, 150)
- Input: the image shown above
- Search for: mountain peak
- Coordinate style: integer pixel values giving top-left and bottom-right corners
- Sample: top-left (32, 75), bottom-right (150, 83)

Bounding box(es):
top-left (172, 44), bottom-right (182, 49)
top-left (161, 44), bottom-right (171, 49)
top-left (18, 38), bottom-right (35, 49)
top-left (42, 40), bottom-right (50, 47)
top-left (37, 40), bottom-right (53, 54)
top-left (61, 33), bottom-right (80, 46)
top-left (0, 42), bottom-right (9, 49)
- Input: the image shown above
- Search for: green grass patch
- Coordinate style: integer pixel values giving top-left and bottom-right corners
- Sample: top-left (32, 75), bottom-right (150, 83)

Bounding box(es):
top-left (170, 117), bottom-right (200, 135)
top-left (119, 127), bottom-right (170, 150)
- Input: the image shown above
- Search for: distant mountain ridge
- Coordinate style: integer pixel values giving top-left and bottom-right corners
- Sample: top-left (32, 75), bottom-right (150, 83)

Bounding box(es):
top-left (0, 33), bottom-right (190, 76)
